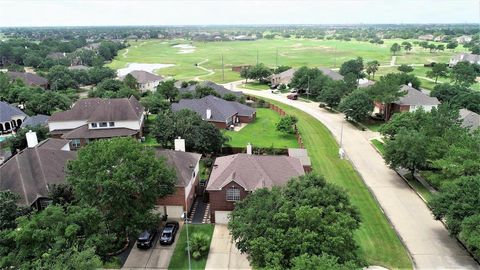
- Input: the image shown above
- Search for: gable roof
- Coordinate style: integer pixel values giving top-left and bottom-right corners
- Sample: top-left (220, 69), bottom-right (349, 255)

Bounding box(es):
top-left (0, 101), bottom-right (26, 122)
top-left (21, 114), bottom-right (49, 128)
top-left (61, 124), bottom-right (138, 139)
top-left (172, 95), bottom-right (255, 122)
top-left (269, 68), bottom-right (296, 81)
top-left (395, 85), bottom-right (440, 106)
top-left (318, 67), bottom-right (344, 81)
top-left (450, 53), bottom-right (480, 64)
top-left (49, 96), bottom-right (144, 123)
top-left (459, 109), bottom-right (480, 130)
top-left (0, 139), bottom-right (75, 206)
top-left (121, 70), bottom-right (163, 84)
top-left (206, 154), bottom-right (305, 191)
top-left (155, 149), bottom-right (202, 187)
top-left (7, 72), bottom-right (48, 87)
top-left (288, 148), bottom-right (312, 167)
top-left (179, 81), bottom-right (243, 97)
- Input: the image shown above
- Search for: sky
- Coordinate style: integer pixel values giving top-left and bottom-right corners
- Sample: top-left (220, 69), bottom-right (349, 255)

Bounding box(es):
top-left (0, 0), bottom-right (479, 27)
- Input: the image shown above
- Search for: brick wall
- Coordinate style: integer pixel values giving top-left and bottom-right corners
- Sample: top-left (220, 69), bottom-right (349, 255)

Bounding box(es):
top-left (208, 181), bottom-right (248, 223)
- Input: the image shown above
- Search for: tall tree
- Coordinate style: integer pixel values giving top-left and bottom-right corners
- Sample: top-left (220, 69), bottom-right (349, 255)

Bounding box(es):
top-left (366, 75), bottom-right (405, 121)
top-left (390, 43), bottom-right (401, 55)
top-left (339, 89), bottom-right (374, 122)
top-left (397, 64), bottom-right (414, 73)
top-left (123, 73), bottom-right (138, 90)
top-left (401, 41), bottom-right (413, 53)
top-left (156, 80), bottom-right (179, 102)
top-left (446, 41), bottom-right (458, 51)
top-left (339, 57), bottom-right (365, 79)
top-left (384, 129), bottom-right (428, 175)
top-left (426, 63), bottom-right (449, 83)
top-left (450, 61), bottom-right (478, 87)
top-left (365, 60), bottom-right (380, 79)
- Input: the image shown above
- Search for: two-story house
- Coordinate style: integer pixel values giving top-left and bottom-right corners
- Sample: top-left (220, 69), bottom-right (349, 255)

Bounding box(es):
top-left (120, 70), bottom-right (163, 93)
top-left (48, 96), bottom-right (144, 149)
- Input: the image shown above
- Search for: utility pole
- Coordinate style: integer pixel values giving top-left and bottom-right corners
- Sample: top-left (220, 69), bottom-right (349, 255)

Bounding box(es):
top-left (276, 48), bottom-right (278, 67)
top-left (222, 53), bottom-right (225, 82)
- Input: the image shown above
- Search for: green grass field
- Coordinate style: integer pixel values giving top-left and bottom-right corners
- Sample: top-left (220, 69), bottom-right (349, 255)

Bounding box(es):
top-left (109, 38), bottom-right (467, 85)
top-left (239, 82), bottom-right (271, 90)
top-left (169, 224), bottom-right (214, 270)
top-left (371, 139), bottom-right (386, 155)
top-left (260, 98), bottom-right (412, 269)
top-left (224, 108), bottom-right (299, 148)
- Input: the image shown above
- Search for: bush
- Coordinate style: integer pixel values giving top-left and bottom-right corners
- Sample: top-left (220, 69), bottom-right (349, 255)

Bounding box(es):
top-left (188, 232), bottom-right (211, 260)
top-left (257, 99), bottom-right (266, 108)
top-left (276, 115), bottom-right (298, 134)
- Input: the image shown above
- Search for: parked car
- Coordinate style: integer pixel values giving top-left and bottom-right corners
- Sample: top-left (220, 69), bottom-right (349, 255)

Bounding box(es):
top-left (159, 221), bottom-right (180, 245)
top-left (137, 229), bottom-right (157, 249)
top-left (271, 89), bottom-right (280, 94)
top-left (287, 93), bottom-right (298, 100)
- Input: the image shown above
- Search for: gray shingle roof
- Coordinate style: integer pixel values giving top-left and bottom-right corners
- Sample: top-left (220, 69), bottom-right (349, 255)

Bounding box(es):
top-left (61, 124), bottom-right (138, 139)
top-left (7, 72), bottom-right (49, 87)
top-left (120, 70), bottom-right (163, 84)
top-left (459, 109), bottom-right (480, 130)
top-left (179, 81), bottom-right (242, 97)
top-left (155, 149), bottom-right (202, 187)
top-left (395, 85), bottom-right (440, 106)
top-left (172, 95), bottom-right (255, 122)
top-left (21, 114), bottom-right (49, 128)
top-left (206, 154), bottom-right (305, 191)
top-left (0, 101), bottom-right (26, 122)
top-left (450, 53), bottom-right (480, 65)
top-left (318, 67), bottom-right (344, 81)
top-left (288, 148), bottom-right (311, 167)
top-left (0, 139), bottom-right (75, 206)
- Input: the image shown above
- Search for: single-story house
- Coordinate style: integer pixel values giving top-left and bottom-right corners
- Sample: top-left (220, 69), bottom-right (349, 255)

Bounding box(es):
top-left (154, 138), bottom-right (202, 219)
top-left (459, 109), bottom-right (480, 131)
top-left (21, 114), bottom-right (49, 129)
top-left (374, 84), bottom-right (440, 120)
top-left (288, 148), bottom-right (312, 172)
top-left (0, 101), bottom-right (27, 134)
top-left (48, 96), bottom-right (144, 149)
top-left (172, 95), bottom-right (256, 129)
top-left (269, 68), bottom-right (296, 88)
top-left (6, 71), bottom-right (49, 89)
top-left (318, 67), bottom-right (344, 81)
top-left (206, 153), bottom-right (305, 223)
top-left (178, 81), bottom-right (243, 98)
top-left (0, 133), bottom-right (75, 210)
top-left (120, 70), bottom-right (163, 92)
top-left (456, 35), bottom-right (473, 44)
top-left (449, 53), bottom-right (480, 66)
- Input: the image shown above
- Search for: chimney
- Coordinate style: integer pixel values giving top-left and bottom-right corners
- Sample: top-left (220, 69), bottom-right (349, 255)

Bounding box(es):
top-left (407, 82), bottom-right (412, 87)
top-left (246, 143), bottom-right (252, 155)
top-left (26, 130), bottom-right (38, 148)
top-left (63, 52), bottom-right (66, 57)
top-left (206, 108), bottom-right (212, 119)
top-left (174, 137), bottom-right (185, 152)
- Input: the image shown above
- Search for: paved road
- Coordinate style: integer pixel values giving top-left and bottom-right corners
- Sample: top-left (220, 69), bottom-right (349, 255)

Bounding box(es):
top-left (205, 225), bottom-right (251, 270)
top-left (231, 82), bottom-right (479, 270)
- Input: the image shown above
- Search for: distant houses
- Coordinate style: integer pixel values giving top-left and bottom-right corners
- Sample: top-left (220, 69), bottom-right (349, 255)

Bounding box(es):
top-left (178, 81), bottom-right (243, 98)
top-left (48, 96), bottom-right (144, 149)
top-left (172, 95), bottom-right (256, 129)
top-left (456, 35), bottom-right (473, 44)
top-left (269, 68), bottom-right (296, 88)
top-left (449, 53), bottom-right (480, 66)
top-left (120, 70), bottom-right (164, 92)
top-left (0, 101), bottom-right (27, 134)
top-left (6, 71), bottom-right (49, 89)
top-left (459, 109), bottom-right (480, 131)
top-left (318, 67), bottom-right (344, 81)
top-left (418, 34), bottom-right (435, 41)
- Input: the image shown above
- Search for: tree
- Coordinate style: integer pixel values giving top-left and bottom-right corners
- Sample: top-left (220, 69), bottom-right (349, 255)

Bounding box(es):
top-left (460, 214), bottom-right (480, 259)
top-left (390, 43), bottom-right (401, 55)
top-left (7, 125), bottom-right (49, 154)
top-left (248, 63), bottom-right (272, 82)
top-left (141, 92), bottom-right (171, 114)
top-left (188, 232), bottom-right (211, 260)
top-left (383, 129), bottom-right (428, 175)
top-left (379, 109), bottom-right (429, 139)
top-left (292, 254), bottom-right (359, 270)
top-left (397, 64), bottom-right (413, 73)
top-left (426, 63), bottom-right (448, 83)
top-left (157, 80), bottom-right (179, 102)
top-left (436, 44), bottom-right (445, 52)
top-left (471, 45), bottom-right (480, 55)
top-left (431, 83), bottom-right (469, 103)
top-left (318, 80), bottom-right (346, 108)
top-left (276, 115), bottom-right (298, 134)
top-left (87, 67), bottom-right (116, 85)
top-left (339, 90), bottom-right (374, 122)
top-left (0, 191), bottom-right (23, 230)
top-left (152, 109), bottom-right (227, 155)
top-left (67, 138), bottom-right (176, 236)
top-left (25, 90), bottom-right (72, 115)
top-left (240, 66), bottom-right (251, 83)
top-left (48, 183), bottom-right (75, 206)
top-left (402, 41), bottom-right (413, 53)
top-left (450, 61), bottom-right (478, 87)
top-left (339, 57), bottom-right (364, 79)
top-left (195, 85), bottom-right (219, 98)
top-left (427, 43), bottom-right (437, 53)
top-left (47, 65), bottom-right (78, 90)
top-left (223, 93), bottom-right (237, 101)
top-left (365, 75), bottom-right (405, 121)
top-left (228, 174), bottom-right (361, 269)
top-left (123, 73), bottom-right (138, 90)
top-left (447, 41), bottom-right (458, 51)
top-left (274, 65), bottom-right (291, 74)
top-left (365, 60), bottom-right (380, 79)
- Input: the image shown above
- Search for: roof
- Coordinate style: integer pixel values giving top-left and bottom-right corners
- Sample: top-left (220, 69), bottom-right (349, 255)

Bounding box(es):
top-left (0, 139), bottom-right (76, 206)
top-left (178, 81), bottom-right (243, 97)
top-left (450, 53), bottom-right (480, 64)
top-left (21, 114), bottom-right (49, 128)
top-left (395, 85), bottom-right (440, 106)
top-left (47, 52), bottom-right (66, 60)
top-left (269, 68), bottom-right (296, 80)
top-left (121, 70), bottom-right (163, 84)
top-left (155, 149), bottom-right (202, 187)
top-left (318, 67), bottom-right (344, 80)
top-left (172, 95), bottom-right (255, 122)
top-left (49, 96), bottom-right (143, 123)
top-left (0, 101), bottom-right (26, 122)
top-left (288, 148), bottom-right (312, 167)
top-left (206, 154), bottom-right (305, 191)
top-left (358, 78), bottom-right (376, 88)
top-left (37, 138), bottom-right (70, 150)
top-left (459, 109), bottom-right (480, 130)
top-left (61, 124), bottom-right (138, 139)
top-left (7, 72), bottom-right (48, 87)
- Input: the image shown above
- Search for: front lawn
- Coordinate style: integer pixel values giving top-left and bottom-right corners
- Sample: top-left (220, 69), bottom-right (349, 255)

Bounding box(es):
top-left (224, 108), bottom-right (299, 148)
top-left (169, 224), bottom-right (214, 270)
top-left (260, 98), bottom-right (412, 269)
top-left (240, 82), bottom-right (271, 90)
top-left (371, 139), bottom-right (386, 156)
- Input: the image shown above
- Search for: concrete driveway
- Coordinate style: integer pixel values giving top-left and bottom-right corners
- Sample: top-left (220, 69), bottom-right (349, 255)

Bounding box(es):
top-left (122, 223), bottom-right (182, 269)
top-left (205, 225), bottom-right (251, 270)
top-left (232, 82), bottom-right (479, 270)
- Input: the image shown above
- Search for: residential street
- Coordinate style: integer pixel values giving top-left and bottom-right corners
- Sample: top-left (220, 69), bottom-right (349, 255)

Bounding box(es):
top-left (231, 82), bottom-right (479, 270)
top-left (205, 225), bottom-right (251, 270)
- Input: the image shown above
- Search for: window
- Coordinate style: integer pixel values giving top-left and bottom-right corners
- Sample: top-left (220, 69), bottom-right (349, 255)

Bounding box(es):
top-left (99, 122), bottom-right (108, 127)
top-left (72, 139), bottom-right (81, 148)
top-left (109, 122), bottom-right (115, 127)
top-left (91, 123), bottom-right (97, 128)
top-left (226, 187), bottom-right (241, 201)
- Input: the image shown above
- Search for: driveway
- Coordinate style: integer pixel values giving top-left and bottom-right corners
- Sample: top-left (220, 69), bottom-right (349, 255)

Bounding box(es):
top-left (122, 223), bottom-right (182, 269)
top-left (205, 225), bottom-right (251, 270)
top-left (232, 82), bottom-right (479, 269)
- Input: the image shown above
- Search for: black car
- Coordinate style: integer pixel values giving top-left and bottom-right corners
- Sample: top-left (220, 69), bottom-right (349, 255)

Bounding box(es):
top-left (159, 221), bottom-right (180, 245)
top-left (137, 229), bottom-right (157, 249)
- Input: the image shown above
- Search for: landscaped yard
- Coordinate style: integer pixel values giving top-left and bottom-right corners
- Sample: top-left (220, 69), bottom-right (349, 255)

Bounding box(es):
top-left (262, 98), bottom-right (412, 269)
top-left (169, 224), bottom-right (214, 270)
top-left (224, 108), bottom-right (299, 148)
top-left (239, 82), bottom-right (271, 90)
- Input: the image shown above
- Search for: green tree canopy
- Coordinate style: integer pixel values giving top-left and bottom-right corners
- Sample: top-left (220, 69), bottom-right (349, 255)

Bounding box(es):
top-left (339, 57), bottom-right (365, 79)
top-left (157, 80), bottom-right (179, 102)
top-left (426, 63), bottom-right (449, 83)
top-left (276, 115), bottom-right (298, 134)
top-left (450, 61), bottom-right (478, 87)
top-left (397, 64), bottom-right (414, 73)
top-left (123, 73), bottom-right (138, 90)
top-left (339, 90), bottom-right (374, 122)
top-left (383, 129), bottom-right (428, 175)
top-left (365, 60), bottom-right (380, 79)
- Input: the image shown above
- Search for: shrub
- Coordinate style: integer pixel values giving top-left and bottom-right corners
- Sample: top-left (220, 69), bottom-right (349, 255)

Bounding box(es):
top-left (188, 232), bottom-right (211, 260)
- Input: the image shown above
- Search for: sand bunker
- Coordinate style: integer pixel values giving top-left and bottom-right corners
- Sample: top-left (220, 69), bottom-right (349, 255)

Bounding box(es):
top-left (173, 44), bottom-right (196, 54)
top-left (117, 63), bottom-right (174, 76)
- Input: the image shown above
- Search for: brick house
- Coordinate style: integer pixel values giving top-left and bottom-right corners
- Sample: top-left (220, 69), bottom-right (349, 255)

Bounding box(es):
top-left (154, 140), bottom-right (202, 219)
top-left (172, 95), bottom-right (256, 129)
top-left (48, 96), bottom-right (144, 149)
top-left (120, 70), bottom-right (164, 93)
top-left (6, 71), bottom-right (49, 89)
top-left (206, 153), bottom-right (305, 223)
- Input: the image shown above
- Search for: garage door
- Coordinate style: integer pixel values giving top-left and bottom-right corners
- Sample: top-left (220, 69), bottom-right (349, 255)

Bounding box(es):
top-left (215, 211), bottom-right (231, 224)
top-left (154, 205), bottom-right (184, 219)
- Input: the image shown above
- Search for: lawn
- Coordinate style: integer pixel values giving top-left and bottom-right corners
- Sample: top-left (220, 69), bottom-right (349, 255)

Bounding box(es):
top-left (224, 108), bottom-right (299, 148)
top-left (260, 98), bottom-right (412, 269)
top-left (240, 82), bottom-right (271, 90)
top-left (169, 224), bottom-right (214, 270)
top-left (109, 37), bottom-right (467, 84)
top-left (371, 139), bottom-right (386, 156)
top-left (404, 173), bottom-right (434, 203)
top-left (142, 114), bottom-right (160, 146)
